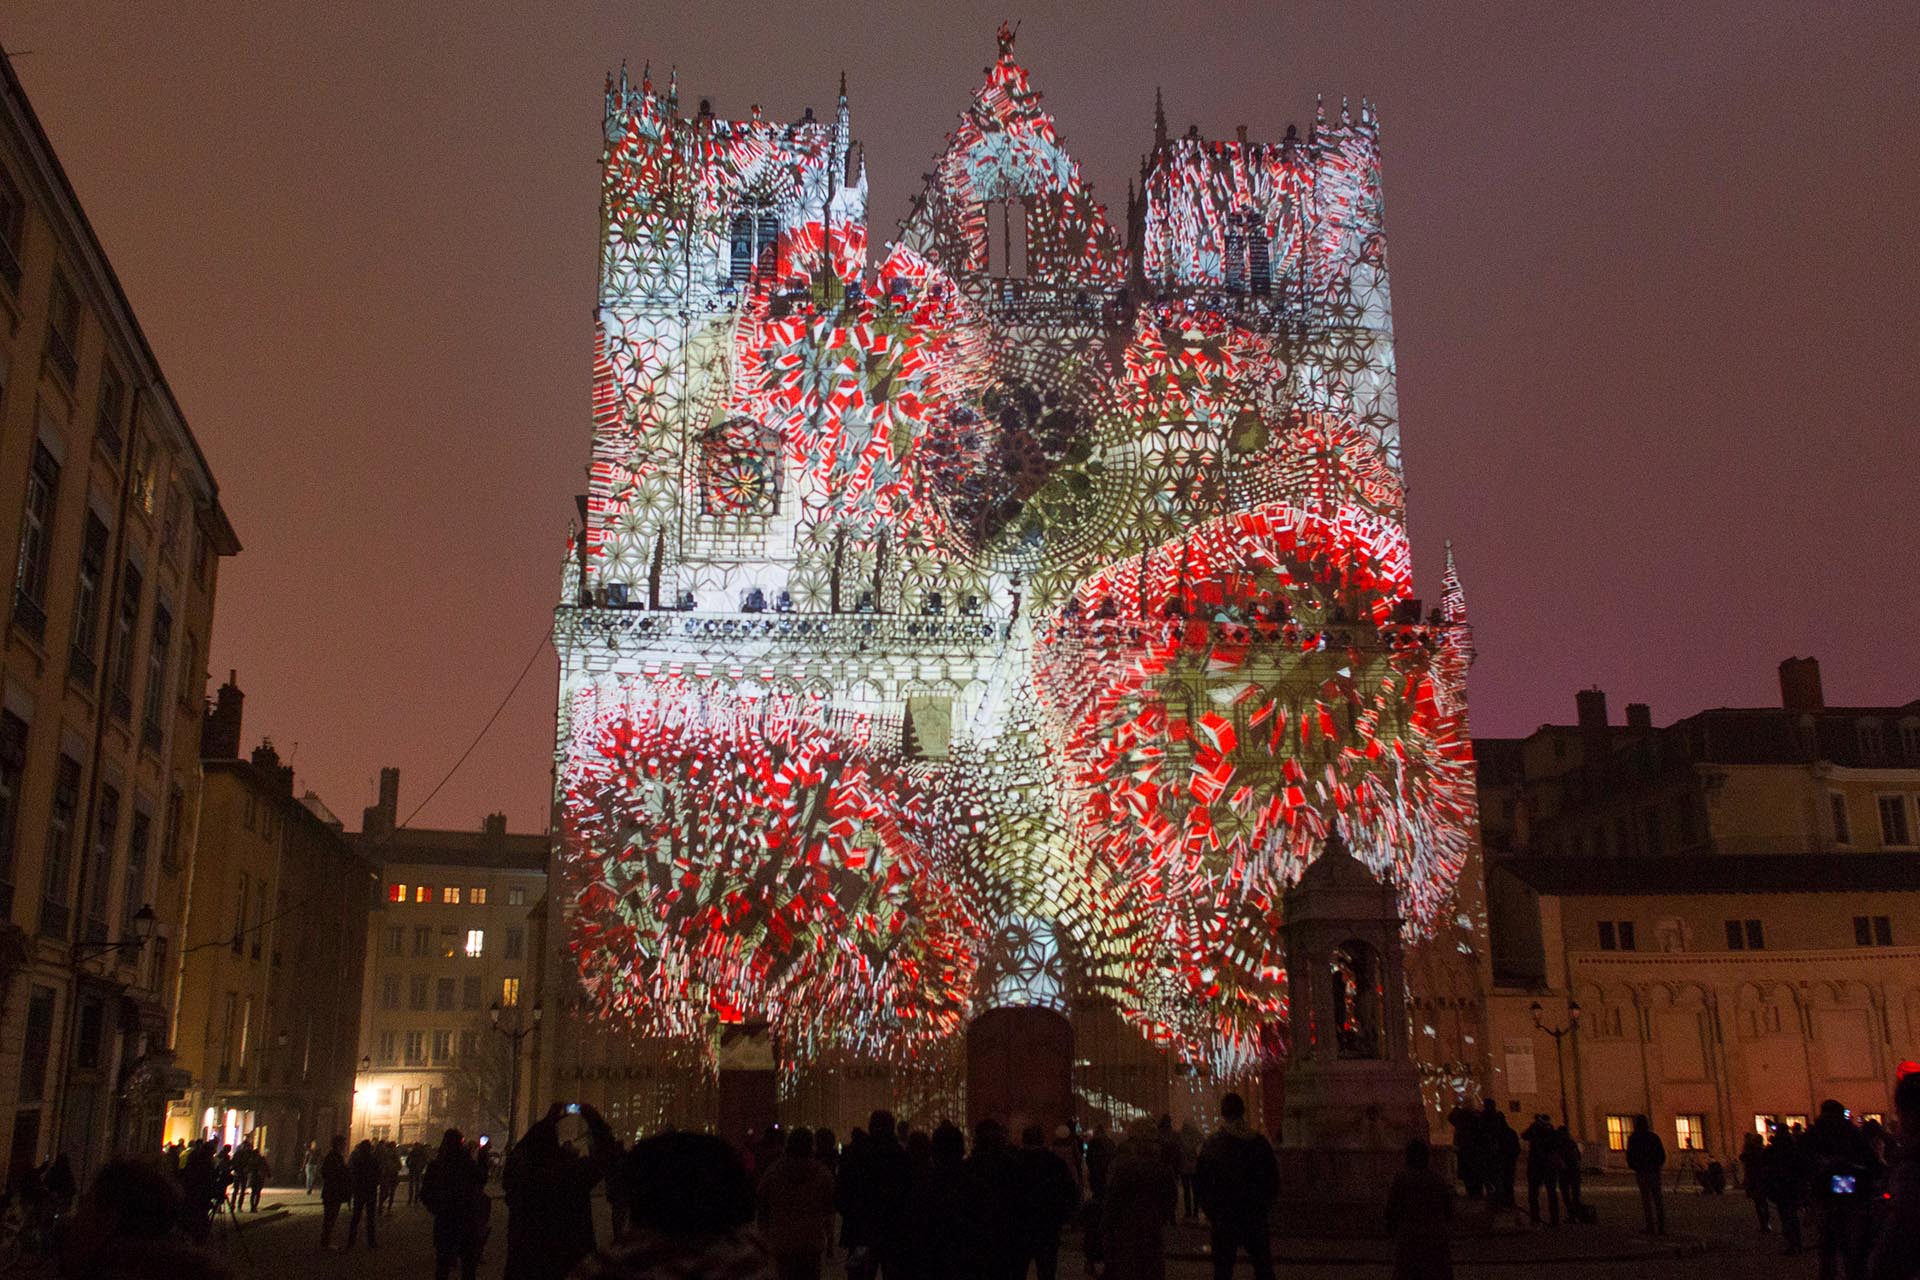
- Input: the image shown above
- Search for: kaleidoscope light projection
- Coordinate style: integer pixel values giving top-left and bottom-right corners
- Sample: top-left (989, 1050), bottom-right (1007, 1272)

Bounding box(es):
top-left (555, 27), bottom-right (1476, 1077)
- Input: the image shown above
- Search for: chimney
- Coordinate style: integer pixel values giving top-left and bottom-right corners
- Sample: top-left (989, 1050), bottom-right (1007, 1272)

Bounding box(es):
top-left (483, 813), bottom-right (508, 844)
top-left (201, 671), bottom-right (244, 760)
top-left (250, 738), bottom-right (295, 796)
top-left (1779, 657), bottom-right (1824, 714)
top-left (1575, 687), bottom-right (1608, 731)
top-left (362, 767), bottom-right (401, 838)
top-left (1626, 702), bottom-right (1652, 730)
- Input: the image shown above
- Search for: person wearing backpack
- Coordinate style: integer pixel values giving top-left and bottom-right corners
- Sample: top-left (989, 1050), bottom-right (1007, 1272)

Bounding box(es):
top-left (1194, 1093), bottom-right (1278, 1280)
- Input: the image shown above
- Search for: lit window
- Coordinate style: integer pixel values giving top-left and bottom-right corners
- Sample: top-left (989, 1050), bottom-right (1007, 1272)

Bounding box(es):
top-left (442, 886), bottom-right (461, 905)
top-left (1605, 1114), bottom-right (1634, 1152)
top-left (1675, 1115), bottom-right (1706, 1151)
top-left (414, 885), bottom-right (431, 904)
top-left (375, 1087), bottom-right (393, 1107)
top-left (508, 886), bottom-right (525, 907)
top-left (388, 883), bottom-right (407, 903)
top-left (469, 887), bottom-right (488, 905)
top-left (501, 977), bottom-right (520, 1007)
top-left (465, 929), bottom-right (484, 959)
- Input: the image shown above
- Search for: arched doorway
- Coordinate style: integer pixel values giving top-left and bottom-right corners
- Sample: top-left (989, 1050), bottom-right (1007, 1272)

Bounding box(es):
top-left (967, 1006), bottom-right (1072, 1138)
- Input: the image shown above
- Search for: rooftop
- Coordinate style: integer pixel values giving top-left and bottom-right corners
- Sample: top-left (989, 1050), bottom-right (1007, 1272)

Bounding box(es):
top-left (1496, 852), bottom-right (1920, 897)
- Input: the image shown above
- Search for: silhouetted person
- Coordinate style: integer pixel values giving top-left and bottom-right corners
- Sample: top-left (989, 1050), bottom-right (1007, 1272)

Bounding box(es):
top-left (1522, 1115), bottom-right (1561, 1226)
top-left (60, 1158), bottom-right (232, 1280)
top-left (836, 1109), bottom-right (911, 1280)
top-left (1446, 1103), bottom-right (1482, 1198)
top-left (502, 1102), bottom-right (617, 1280)
top-left (1099, 1117), bottom-right (1176, 1280)
top-left (45, 1153), bottom-right (77, 1215)
top-left (1176, 1120), bottom-right (1201, 1219)
top-left (244, 1146), bottom-right (269, 1212)
top-left (1769, 1123), bottom-right (1807, 1254)
top-left (1484, 1102), bottom-right (1519, 1210)
top-left (1624, 1115), bottom-right (1665, 1235)
top-left (1085, 1126), bottom-right (1116, 1201)
top-left (422, 1128), bottom-right (489, 1280)
top-left (812, 1128), bottom-right (839, 1177)
top-left (1555, 1124), bottom-right (1583, 1219)
top-left (1384, 1140), bottom-right (1453, 1280)
top-left (178, 1142), bottom-right (217, 1244)
top-left (604, 1135), bottom-right (632, 1239)
top-left (758, 1126), bottom-right (835, 1280)
top-left (963, 1120), bottom-right (1026, 1280)
top-left (1015, 1124), bottom-right (1078, 1280)
top-left (1867, 1070), bottom-right (1920, 1280)
top-left (1195, 1093), bottom-right (1277, 1280)
top-left (572, 1132), bottom-right (772, 1280)
top-left (903, 1122), bottom-right (969, 1280)
top-left (1740, 1131), bottom-right (1772, 1231)
top-left (1806, 1099), bottom-right (1880, 1280)
top-left (346, 1138), bottom-right (381, 1248)
top-left (318, 1135), bottom-right (349, 1249)
top-left (301, 1141), bottom-right (320, 1196)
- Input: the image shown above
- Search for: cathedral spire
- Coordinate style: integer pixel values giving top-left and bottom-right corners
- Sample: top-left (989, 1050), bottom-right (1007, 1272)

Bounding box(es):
top-left (1153, 86), bottom-right (1167, 148)
top-left (1442, 541), bottom-right (1467, 625)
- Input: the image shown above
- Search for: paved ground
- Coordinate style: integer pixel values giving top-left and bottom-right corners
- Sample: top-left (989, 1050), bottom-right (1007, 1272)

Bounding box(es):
top-left (189, 1176), bottom-right (1832, 1279)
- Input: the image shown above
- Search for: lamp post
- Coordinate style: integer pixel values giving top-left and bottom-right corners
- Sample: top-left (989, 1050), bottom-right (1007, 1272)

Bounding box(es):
top-left (489, 1001), bottom-right (541, 1144)
top-left (72, 903), bottom-right (157, 963)
top-left (1531, 999), bottom-right (1581, 1125)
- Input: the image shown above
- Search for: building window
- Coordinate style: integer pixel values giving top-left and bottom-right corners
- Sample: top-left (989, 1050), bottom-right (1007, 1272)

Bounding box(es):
top-left (37, 754), bottom-right (82, 939)
top-left (68, 513), bottom-right (108, 686)
top-left (412, 926), bottom-right (430, 957)
top-left (1859, 721), bottom-right (1886, 760)
top-left (95, 365), bottom-right (127, 461)
top-left (500, 977), bottom-right (520, 1007)
top-left (13, 443), bottom-right (60, 642)
top-left (375, 1087), bottom-right (394, 1108)
top-left (0, 711), bottom-right (26, 897)
top-left (402, 1085), bottom-right (422, 1111)
top-left (1902, 723), bottom-right (1920, 762)
top-left (469, 887), bottom-right (488, 905)
top-left (140, 604), bottom-right (172, 750)
top-left (1830, 793), bottom-right (1852, 845)
top-left (403, 1033), bottom-right (426, 1066)
top-left (408, 975), bottom-right (428, 1011)
top-left (376, 1031), bottom-right (397, 1066)
top-left (442, 886), bottom-right (460, 905)
top-left (430, 1032), bottom-right (452, 1064)
top-left (508, 886), bottom-right (525, 907)
top-left (464, 929), bottom-right (484, 959)
top-left (505, 927), bottom-right (524, 961)
top-left (1674, 1114), bottom-right (1707, 1152)
top-left (83, 784), bottom-right (119, 945)
top-left (160, 786), bottom-right (183, 874)
top-left (388, 883), bottom-right (407, 903)
top-left (1597, 920), bottom-right (1635, 952)
top-left (1853, 915), bottom-right (1893, 947)
top-left (383, 926), bottom-right (404, 956)
top-left (44, 271), bottom-right (80, 385)
top-left (439, 927), bottom-right (459, 958)
top-left (1725, 919), bottom-right (1765, 950)
top-left (1878, 796), bottom-right (1912, 847)
top-left (462, 976), bottom-right (482, 1010)
top-left (1604, 1114), bottom-right (1635, 1152)
top-left (728, 210), bottom-right (778, 286)
top-left (414, 885), bottom-right (431, 904)
top-left (458, 1030), bottom-right (480, 1058)
top-left (108, 563), bottom-right (141, 723)
top-left (427, 1086), bottom-right (445, 1114)
top-left (381, 976), bottom-right (400, 1010)
top-left (0, 164), bottom-right (23, 291)
top-left (435, 978), bottom-right (455, 1011)
top-left (122, 810), bottom-right (150, 942)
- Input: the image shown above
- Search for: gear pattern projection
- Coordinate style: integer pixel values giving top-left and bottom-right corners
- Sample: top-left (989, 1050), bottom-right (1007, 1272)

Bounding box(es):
top-left (556, 28), bottom-right (1475, 1076)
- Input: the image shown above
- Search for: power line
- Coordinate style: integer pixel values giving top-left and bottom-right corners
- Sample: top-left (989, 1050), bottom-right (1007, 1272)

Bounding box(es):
top-left (179, 626), bottom-right (554, 957)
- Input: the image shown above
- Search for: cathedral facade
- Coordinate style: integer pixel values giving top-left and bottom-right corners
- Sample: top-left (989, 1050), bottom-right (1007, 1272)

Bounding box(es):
top-left (545, 29), bottom-right (1484, 1134)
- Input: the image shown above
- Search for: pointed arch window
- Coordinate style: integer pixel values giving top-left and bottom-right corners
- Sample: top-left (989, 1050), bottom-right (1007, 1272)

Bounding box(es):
top-left (1225, 210), bottom-right (1270, 295)
top-left (982, 199), bottom-right (1028, 278)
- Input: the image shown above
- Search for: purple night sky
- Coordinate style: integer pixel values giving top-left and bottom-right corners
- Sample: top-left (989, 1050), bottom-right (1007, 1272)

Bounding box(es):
top-left (7, 2), bottom-right (1916, 831)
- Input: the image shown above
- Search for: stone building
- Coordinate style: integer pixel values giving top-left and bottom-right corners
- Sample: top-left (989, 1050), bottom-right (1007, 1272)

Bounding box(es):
top-left (351, 771), bottom-right (545, 1146)
top-left (0, 39), bottom-right (240, 1180)
top-left (163, 676), bottom-right (371, 1171)
top-left (1478, 658), bottom-right (1920, 1166)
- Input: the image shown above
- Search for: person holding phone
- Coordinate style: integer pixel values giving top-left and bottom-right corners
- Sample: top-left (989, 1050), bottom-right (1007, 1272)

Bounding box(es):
top-left (1806, 1099), bottom-right (1880, 1278)
top-left (502, 1102), bottom-right (618, 1280)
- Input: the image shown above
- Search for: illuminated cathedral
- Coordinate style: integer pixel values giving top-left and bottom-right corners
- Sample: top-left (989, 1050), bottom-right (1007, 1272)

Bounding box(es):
top-left (547, 27), bottom-right (1484, 1132)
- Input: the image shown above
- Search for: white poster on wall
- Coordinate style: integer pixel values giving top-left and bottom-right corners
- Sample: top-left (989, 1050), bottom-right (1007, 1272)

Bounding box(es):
top-left (1504, 1038), bottom-right (1538, 1095)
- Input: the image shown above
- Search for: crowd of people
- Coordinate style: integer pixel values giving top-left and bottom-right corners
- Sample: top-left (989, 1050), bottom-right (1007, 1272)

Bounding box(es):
top-left (7, 1069), bottom-right (1920, 1279)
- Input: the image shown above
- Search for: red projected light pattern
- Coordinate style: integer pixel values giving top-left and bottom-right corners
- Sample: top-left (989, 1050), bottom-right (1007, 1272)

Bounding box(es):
top-left (556, 28), bottom-right (1475, 1075)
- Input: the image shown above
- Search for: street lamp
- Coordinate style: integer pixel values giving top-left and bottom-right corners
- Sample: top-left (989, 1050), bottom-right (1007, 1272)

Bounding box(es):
top-left (73, 903), bottom-right (157, 963)
top-left (1531, 999), bottom-right (1581, 1125)
top-left (490, 1000), bottom-right (542, 1144)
